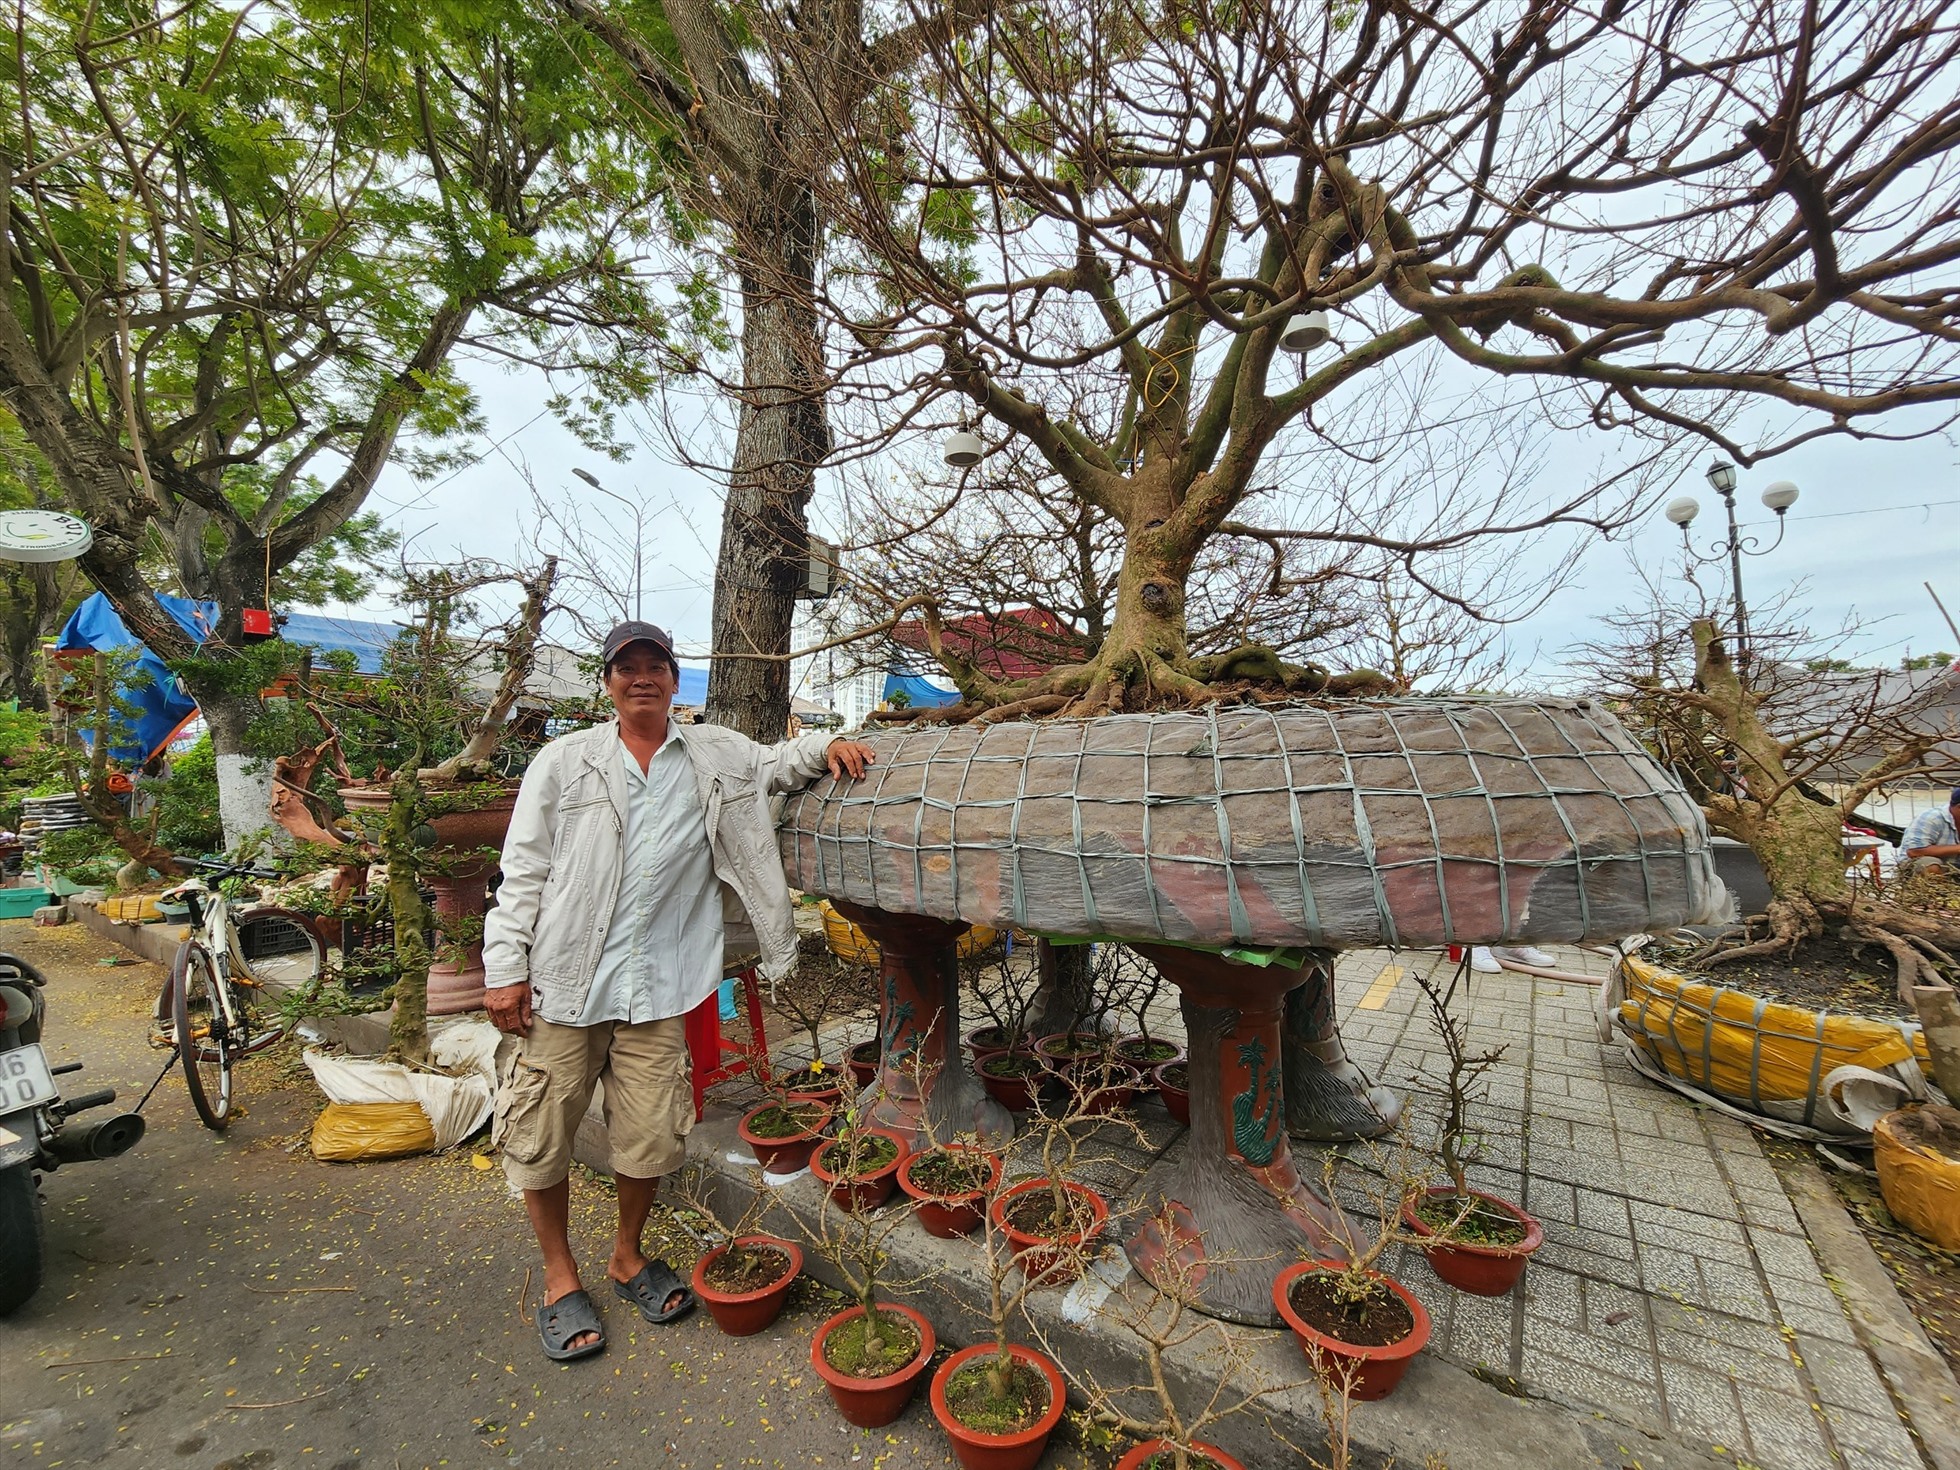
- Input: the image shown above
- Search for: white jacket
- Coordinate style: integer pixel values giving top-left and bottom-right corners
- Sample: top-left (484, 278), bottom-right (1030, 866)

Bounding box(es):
top-left (481, 719), bottom-right (836, 1023)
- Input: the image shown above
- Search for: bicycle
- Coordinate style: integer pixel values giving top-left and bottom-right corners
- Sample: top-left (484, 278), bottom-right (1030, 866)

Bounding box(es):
top-left (151, 858), bottom-right (323, 1130)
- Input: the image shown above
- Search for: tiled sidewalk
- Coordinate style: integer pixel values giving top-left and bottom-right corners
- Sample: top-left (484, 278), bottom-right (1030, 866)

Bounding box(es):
top-left (1324, 946), bottom-right (1924, 1470)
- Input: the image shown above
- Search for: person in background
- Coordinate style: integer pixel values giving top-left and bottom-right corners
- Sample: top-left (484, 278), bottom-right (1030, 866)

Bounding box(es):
top-left (1902, 788), bottom-right (1960, 877)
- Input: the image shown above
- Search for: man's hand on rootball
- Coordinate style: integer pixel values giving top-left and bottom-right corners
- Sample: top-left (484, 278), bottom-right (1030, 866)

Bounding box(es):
top-left (825, 739), bottom-right (877, 781)
top-left (484, 983), bottom-right (533, 1035)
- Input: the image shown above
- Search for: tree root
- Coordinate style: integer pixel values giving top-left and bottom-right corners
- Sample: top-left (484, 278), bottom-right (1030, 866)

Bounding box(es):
top-left (1693, 897), bottom-right (1819, 966)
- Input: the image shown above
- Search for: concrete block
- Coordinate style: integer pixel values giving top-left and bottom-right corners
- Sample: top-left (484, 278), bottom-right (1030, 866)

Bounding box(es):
top-left (32, 904), bottom-right (66, 925)
top-left (1798, 1334), bottom-right (1897, 1418)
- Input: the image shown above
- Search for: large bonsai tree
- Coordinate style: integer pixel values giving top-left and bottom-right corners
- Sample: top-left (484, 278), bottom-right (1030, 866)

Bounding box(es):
top-left (783, 0), bottom-right (1960, 720)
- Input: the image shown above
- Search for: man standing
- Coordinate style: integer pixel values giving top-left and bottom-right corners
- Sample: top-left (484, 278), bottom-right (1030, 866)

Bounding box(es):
top-left (481, 620), bottom-right (875, 1361)
top-left (1902, 789), bottom-right (1960, 877)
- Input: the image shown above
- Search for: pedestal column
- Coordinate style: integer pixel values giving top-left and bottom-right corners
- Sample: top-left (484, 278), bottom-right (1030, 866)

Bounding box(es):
top-left (1285, 949), bottom-right (1401, 1140)
top-left (830, 900), bottom-right (1014, 1148)
top-left (1124, 945), bottom-right (1351, 1326)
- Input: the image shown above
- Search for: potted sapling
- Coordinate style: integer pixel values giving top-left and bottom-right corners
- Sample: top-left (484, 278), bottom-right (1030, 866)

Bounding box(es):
top-left (929, 1165), bottom-right (1071, 1470)
top-left (1272, 1138), bottom-right (1434, 1401)
top-left (1028, 1207), bottom-right (1300, 1470)
top-left (808, 1079), bottom-right (910, 1212)
top-left (1399, 964), bottom-right (1543, 1295)
top-left (896, 1060), bottom-right (1005, 1238)
top-left (1110, 952), bottom-right (1185, 1087)
top-left (682, 1172), bottom-right (806, 1338)
top-left (797, 1106), bottom-right (937, 1428)
top-left (771, 933), bottom-right (880, 1103)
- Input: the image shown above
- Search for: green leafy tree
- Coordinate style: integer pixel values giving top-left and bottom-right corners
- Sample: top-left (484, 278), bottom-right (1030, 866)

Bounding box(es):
top-left (0, 0), bottom-right (670, 843)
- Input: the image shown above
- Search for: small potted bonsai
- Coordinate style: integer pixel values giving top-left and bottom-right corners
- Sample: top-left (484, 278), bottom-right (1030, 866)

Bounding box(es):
top-left (809, 1119), bottom-right (910, 1213)
top-left (846, 1036), bottom-right (882, 1089)
top-left (988, 1089), bottom-right (1115, 1286)
top-left (977, 1047), bottom-right (1045, 1112)
top-left (930, 1161), bottom-right (1070, 1469)
top-left (797, 1116), bottom-right (937, 1429)
top-left (683, 1184), bottom-right (805, 1338)
top-left (772, 930), bottom-right (882, 1103)
top-left (1110, 955), bottom-right (1184, 1085)
top-left (1273, 1144), bottom-right (1433, 1401)
top-left (964, 937), bottom-right (1041, 1061)
top-left (1400, 965), bottom-right (1542, 1296)
top-left (897, 1101), bottom-right (1005, 1238)
top-left (1028, 1208), bottom-right (1281, 1470)
top-left (737, 1088), bottom-right (834, 1176)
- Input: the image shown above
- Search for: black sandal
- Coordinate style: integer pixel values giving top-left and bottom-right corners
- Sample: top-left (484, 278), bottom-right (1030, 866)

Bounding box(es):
top-left (613, 1260), bottom-right (696, 1325)
top-left (536, 1288), bottom-right (607, 1361)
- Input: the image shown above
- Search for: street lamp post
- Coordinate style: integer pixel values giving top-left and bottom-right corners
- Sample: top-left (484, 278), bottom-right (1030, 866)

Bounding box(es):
top-left (572, 467), bottom-right (645, 620)
top-left (1664, 460), bottom-right (1800, 674)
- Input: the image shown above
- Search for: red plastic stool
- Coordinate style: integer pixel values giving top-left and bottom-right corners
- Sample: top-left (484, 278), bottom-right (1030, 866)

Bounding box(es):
top-left (686, 965), bottom-right (772, 1120)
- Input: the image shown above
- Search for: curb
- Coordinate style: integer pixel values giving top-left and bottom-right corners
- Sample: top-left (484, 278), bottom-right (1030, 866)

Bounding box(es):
top-left (1772, 1149), bottom-right (1960, 1470)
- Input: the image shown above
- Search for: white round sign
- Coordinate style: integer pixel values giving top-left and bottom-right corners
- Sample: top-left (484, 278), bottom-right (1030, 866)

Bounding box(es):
top-left (0, 509), bottom-right (92, 562)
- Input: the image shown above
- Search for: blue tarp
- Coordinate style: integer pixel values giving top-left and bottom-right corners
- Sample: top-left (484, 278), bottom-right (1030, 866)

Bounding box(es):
top-left (56, 592), bottom-right (406, 762)
top-left (883, 671), bottom-right (960, 708)
top-left (676, 664), bottom-right (709, 706)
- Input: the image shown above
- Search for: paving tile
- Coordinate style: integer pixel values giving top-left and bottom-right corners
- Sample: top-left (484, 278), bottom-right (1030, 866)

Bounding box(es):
top-left (1517, 1346), bottom-right (1665, 1426)
top-left (1692, 1259), bottom-right (1777, 1321)
top-left (1798, 1333), bottom-right (1897, 1418)
top-left (1655, 1326), bottom-right (1806, 1395)
top-left (1747, 1225), bottom-right (1821, 1281)
top-left (1521, 1265), bottom-right (1583, 1326)
top-left (1442, 1285), bottom-right (1517, 1371)
top-left (1776, 1298), bottom-right (1862, 1345)
top-left (1658, 1359), bottom-right (1748, 1445)
top-left (1523, 1316), bottom-right (1658, 1382)
top-left (1820, 1404), bottom-right (1924, 1469)
top-left (1580, 1279), bottom-right (1653, 1344)
top-left (1735, 1384), bottom-right (1840, 1470)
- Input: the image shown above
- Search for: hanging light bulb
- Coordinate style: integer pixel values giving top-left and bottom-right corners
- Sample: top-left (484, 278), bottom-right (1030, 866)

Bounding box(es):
top-left (943, 427), bottom-right (983, 467)
top-left (1280, 309), bottom-right (1330, 353)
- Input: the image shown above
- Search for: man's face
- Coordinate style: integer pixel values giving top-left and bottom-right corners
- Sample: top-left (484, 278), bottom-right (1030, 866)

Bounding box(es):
top-left (605, 644), bottom-right (678, 718)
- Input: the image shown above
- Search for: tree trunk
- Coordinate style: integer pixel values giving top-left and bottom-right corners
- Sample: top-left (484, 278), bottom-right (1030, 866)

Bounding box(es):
top-left (383, 767), bottom-right (434, 1065)
top-left (179, 678), bottom-right (275, 854)
top-left (704, 195), bottom-right (829, 742)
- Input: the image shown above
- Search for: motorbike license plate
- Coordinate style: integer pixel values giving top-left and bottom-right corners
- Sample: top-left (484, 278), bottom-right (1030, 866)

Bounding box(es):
top-left (0, 1044), bottom-right (58, 1112)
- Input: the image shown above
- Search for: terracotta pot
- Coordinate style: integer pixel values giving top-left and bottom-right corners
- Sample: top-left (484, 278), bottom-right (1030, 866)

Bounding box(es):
top-left (737, 1100), bottom-right (833, 1175)
top-left (809, 1127), bottom-right (909, 1212)
top-left (930, 1342), bottom-right (1067, 1470)
top-left (1401, 1187), bottom-right (1544, 1297)
top-left (1272, 1260), bottom-right (1431, 1401)
top-left (963, 1023), bottom-right (1018, 1060)
top-left (1115, 1440), bottom-right (1247, 1470)
top-left (978, 1052), bottom-right (1044, 1112)
top-left (989, 1178), bottom-right (1108, 1285)
top-left (810, 1302), bottom-right (937, 1428)
top-left (898, 1146), bottom-right (1004, 1238)
top-left (783, 1065), bottom-right (845, 1106)
top-left (1057, 1059), bottom-right (1143, 1116)
top-left (1153, 1062), bottom-right (1191, 1126)
top-left (847, 1039), bottom-right (881, 1090)
top-left (1113, 1034), bottom-right (1186, 1078)
top-left (691, 1236), bottom-right (802, 1337)
top-left (1033, 1030), bottom-right (1107, 1067)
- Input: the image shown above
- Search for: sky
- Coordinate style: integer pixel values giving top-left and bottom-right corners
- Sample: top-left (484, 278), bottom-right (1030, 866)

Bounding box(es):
top-left (331, 354), bottom-right (1960, 700)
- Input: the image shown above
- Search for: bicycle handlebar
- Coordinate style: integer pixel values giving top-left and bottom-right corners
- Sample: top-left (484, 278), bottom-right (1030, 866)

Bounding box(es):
top-left (191, 857), bottom-right (285, 882)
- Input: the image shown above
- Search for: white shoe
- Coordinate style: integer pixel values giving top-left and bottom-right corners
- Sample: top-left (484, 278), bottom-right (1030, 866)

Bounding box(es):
top-left (1468, 946), bottom-right (1503, 973)
top-left (1491, 945), bottom-right (1556, 968)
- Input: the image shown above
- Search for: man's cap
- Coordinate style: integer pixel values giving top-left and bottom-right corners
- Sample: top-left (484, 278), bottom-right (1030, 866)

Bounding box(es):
top-left (1950, 785), bottom-right (1960, 806)
top-left (601, 620), bottom-right (676, 666)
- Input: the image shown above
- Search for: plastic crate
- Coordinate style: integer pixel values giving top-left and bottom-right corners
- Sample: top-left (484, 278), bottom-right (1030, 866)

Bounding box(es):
top-left (0, 888), bottom-right (54, 919)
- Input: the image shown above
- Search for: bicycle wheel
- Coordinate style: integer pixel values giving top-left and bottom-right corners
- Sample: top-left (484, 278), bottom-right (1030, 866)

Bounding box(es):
top-left (233, 907), bottom-right (323, 994)
top-left (171, 941), bottom-right (233, 1130)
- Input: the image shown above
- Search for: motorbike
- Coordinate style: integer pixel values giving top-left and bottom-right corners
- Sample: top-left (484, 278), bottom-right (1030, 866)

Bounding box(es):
top-left (0, 952), bottom-right (146, 1315)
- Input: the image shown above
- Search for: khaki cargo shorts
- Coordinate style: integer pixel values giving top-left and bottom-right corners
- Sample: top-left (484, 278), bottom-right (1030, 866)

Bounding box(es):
top-left (491, 1015), bottom-right (693, 1191)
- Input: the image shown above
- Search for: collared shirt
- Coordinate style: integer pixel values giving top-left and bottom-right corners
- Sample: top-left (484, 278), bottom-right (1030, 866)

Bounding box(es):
top-left (1903, 805), bottom-right (1960, 856)
top-left (576, 726), bottom-right (725, 1025)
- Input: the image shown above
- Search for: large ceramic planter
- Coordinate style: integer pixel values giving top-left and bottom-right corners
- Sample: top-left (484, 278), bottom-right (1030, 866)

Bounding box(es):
top-left (811, 1302), bottom-right (937, 1428)
top-left (1401, 1186), bottom-right (1544, 1296)
top-left (930, 1342), bottom-right (1068, 1470)
top-left (692, 1236), bottom-right (803, 1337)
top-left (1272, 1260), bottom-right (1431, 1401)
top-left (1115, 1440), bottom-right (1247, 1470)
top-left (898, 1146), bottom-right (1003, 1238)
top-left (990, 1178), bottom-right (1108, 1285)
top-left (738, 1100), bottom-right (833, 1176)
top-left (338, 783), bottom-right (518, 1016)
top-left (809, 1127), bottom-right (909, 1212)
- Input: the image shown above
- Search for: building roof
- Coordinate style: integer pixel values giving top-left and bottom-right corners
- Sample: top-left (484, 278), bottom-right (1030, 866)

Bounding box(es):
top-left (889, 605), bottom-right (1090, 681)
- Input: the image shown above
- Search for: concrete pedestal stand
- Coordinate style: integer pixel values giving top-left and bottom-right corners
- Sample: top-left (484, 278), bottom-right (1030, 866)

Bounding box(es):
top-left (1123, 945), bottom-right (1352, 1326)
top-left (1285, 949), bottom-right (1402, 1141)
top-left (830, 900), bottom-right (1014, 1148)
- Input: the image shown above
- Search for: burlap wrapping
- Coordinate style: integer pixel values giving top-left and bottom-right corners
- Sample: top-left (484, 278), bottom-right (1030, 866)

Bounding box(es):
top-left (780, 699), bottom-right (1722, 949)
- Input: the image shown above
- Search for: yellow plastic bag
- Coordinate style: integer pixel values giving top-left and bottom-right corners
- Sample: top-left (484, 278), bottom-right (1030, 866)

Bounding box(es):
top-left (1615, 954), bottom-right (1931, 1135)
top-left (819, 900), bottom-right (998, 964)
top-left (310, 1101), bottom-right (436, 1162)
top-left (1874, 1106), bottom-right (1960, 1251)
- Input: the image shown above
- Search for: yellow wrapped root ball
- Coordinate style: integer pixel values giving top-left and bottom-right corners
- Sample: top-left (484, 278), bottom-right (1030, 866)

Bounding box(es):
top-left (310, 1101), bottom-right (437, 1162)
top-left (1874, 1105), bottom-right (1960, 1252)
